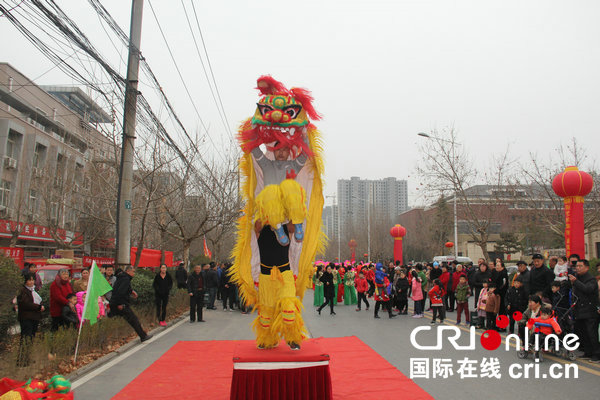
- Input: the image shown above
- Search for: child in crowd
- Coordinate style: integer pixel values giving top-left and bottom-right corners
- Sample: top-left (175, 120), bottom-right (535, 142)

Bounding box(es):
top-left (428, 279), bottom-right (445, 324)
top-left (484, 283), bottom-right (500, 330)
top-left (355, 272), bottom-right (370, 311)
top-left (476, 280), bottom-right (489, 329)
top-left (454, 275), bottom-right (471, 325)
top-left (411, 270), bottom-right (424, 318)
top-left (395, 270), bottom-right (409, 315)
top-left (62, 293), bottom-right (79, 328)
top-left (505, 276), bottom-right (528, 334)
top-left (526, 304), bottom-right (562, 336)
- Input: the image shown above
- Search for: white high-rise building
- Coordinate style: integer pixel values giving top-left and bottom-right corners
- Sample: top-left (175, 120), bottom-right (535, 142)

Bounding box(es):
top-left (337, 177), bottom-right (408, 236)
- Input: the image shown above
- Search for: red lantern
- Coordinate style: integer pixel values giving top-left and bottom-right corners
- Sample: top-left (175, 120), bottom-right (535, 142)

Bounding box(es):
top-left (348, 239), bottom-right (357, 263)
top-left (445, 242), bottom-right (454, 248)
top-left (363, 253), bottom-right (368, 258)
top-left (389, 224), bottom-right (407, 264)
top-left (552, 166), bottom-right (594, 257)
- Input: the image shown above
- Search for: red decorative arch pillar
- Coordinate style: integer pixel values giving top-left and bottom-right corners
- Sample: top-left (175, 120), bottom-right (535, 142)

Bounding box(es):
top-left (552, 166), bottom-right (594, 257)
top-left (389, 224), bottom-right (407, 264)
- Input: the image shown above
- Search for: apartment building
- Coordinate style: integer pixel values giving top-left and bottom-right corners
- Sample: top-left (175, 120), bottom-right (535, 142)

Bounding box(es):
top-left (0, 63), bottom-right (114, 257)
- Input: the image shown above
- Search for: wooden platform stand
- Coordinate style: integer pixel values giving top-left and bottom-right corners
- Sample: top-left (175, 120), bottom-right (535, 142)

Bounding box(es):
top-left (230, 339), bottom-right (333, 400)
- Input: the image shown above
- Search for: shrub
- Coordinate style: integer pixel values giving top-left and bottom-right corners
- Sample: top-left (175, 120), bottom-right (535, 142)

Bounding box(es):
top-left (0, 290), bottom-right (189, 380)
top-left (0, 255), bottom-right (21, 350)
top-left (131, 271), bottom-right (155, 306)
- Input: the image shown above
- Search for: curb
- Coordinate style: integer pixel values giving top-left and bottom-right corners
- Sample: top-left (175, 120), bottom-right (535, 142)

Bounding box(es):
top-left (68, 311), bottom-right (190, 382)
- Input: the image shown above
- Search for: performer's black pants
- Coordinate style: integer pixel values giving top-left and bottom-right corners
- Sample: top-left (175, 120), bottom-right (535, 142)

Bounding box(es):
top-left (318, 295), bottom-right (335, 314)
top-left (112, 304), bottom-right (147, 338)
top-left (190, 291), bottom-right (204, 322)
top-left (155, 294), bottom-right (168, 321)
top-left (375, 301), bottom-right (392, 317)
top-left (357, 292), bottom-right (369, 309)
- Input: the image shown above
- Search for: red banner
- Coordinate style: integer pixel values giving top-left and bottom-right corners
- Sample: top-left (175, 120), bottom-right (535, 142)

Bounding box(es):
top-left (82, 256), bottom-right (115, 268)
top-left (0, 219), bottom-right (83, 245)
top-left (130, 248), bottom-right (174, 268)
top-left (0, 247), bottom-right (24, 268)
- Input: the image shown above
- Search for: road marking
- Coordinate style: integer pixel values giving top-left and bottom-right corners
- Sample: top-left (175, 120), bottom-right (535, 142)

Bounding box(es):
top-left (411, 308), bottom-right (600, 377)
top-left (71, 318), bottom-right (187, 390)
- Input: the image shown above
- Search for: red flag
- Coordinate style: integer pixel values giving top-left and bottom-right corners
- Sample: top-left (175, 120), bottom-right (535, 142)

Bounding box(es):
top-left (203, 236), bottom-right (212, 259)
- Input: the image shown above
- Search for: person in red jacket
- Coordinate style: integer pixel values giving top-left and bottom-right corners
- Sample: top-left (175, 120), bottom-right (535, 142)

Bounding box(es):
top-left (50, 268), bottom-right (73, 331)
top-left (354, 271), bottom-right (370, 311)
top-left (428, 279), bottom-right (445, 324)
top-left (526, 305), bottom-right (562, 336)
top-left (439, 266), bottom-right (450, 310)
top-left (365, 265), bottom-right (375, 297)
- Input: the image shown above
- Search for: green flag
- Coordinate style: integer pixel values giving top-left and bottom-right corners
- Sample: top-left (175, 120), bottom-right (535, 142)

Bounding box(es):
top-left (82, 261), bottom-right (113, 325)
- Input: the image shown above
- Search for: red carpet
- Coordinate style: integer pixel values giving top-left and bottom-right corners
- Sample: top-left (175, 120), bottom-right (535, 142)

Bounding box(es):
top-left (114, 336), bottom-right (432, 400)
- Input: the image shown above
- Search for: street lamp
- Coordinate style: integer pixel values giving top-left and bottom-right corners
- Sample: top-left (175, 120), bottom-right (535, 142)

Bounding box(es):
top-left (352, 191), bottom-right (371, 263)
top-left (417, 132), bottom-right (460, 258)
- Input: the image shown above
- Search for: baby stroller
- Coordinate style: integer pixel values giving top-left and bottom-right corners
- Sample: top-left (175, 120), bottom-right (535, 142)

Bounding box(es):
top-left (517, 295), bottom-right (578, 362)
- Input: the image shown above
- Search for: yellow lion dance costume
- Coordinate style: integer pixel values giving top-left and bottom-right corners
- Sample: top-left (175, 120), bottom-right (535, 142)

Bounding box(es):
top-left (231, 76), bottom-right (325, 350)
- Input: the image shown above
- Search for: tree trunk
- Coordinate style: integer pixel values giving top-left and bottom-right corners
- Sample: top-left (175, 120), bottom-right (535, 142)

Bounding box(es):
top-left (159, 228), bottom-right (166, 265)
top-left (9, 231), bottom-right (18, 247)
top-left (183, 241), bottom-right (191, 269)
top-left (478, 241), bottom-right (490, 261)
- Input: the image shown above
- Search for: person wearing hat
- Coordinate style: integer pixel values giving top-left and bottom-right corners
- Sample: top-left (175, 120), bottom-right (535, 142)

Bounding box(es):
top-left (529, 253), bottom-right (554, 299)
top-left (510, 260), bottom-right (530, 293)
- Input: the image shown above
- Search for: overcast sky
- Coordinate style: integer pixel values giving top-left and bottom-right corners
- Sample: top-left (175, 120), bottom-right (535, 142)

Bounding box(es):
top-left (2, 0), bottom-right (599, 207)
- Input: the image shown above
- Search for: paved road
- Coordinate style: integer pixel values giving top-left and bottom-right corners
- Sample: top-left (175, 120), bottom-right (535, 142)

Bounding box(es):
top-left (73, 292), bottom-right (600, 399)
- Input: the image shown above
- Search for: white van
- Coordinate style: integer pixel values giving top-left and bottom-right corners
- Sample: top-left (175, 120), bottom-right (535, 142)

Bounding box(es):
top-left (433, 255), bottom-right (473, 265)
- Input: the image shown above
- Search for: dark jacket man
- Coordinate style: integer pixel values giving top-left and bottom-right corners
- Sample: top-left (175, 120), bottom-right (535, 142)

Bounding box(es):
top-left (187, 267), bottom-right (205, 322)
top-left (569, 261), bottom-right (600, 360)
top-left (529, 261), bottom-right (554, 297)
top-left (187, 269), bottom-right (204, 294)
top-left (110, 271), bottom-right (135, 307)
top-left (571, 270), bottom-right (599, 320)
top-left (109, 268), bottom-right (151, 341)
top-left (175, 264), bottom-right (188, 289)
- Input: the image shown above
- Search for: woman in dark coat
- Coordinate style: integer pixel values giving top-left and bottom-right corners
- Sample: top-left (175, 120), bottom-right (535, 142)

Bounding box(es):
top-left (317, 264), bottom-right (336, 315)
top-left (473, 263), bottom-right (492, 306)
top-left (491, 259), bottom-right (509, 324)
top-left (153, 264), bottom-right (173, 326)
top-left (17, 273), bottom-right (44, 365)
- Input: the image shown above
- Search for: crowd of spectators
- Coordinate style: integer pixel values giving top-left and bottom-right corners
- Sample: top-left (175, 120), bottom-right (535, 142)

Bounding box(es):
top-left (312, 253), bottom-right (600, 362)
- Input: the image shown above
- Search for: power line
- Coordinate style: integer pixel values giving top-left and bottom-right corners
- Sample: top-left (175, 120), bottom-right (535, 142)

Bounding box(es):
top-left (146, 1), bottom-right (209, 134)
top-left (189, 0), bottom-right (233, 142)
top-left (180, 0), bottom-right (232, 140)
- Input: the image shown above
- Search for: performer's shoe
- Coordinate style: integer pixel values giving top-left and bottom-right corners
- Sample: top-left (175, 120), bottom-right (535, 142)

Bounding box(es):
top-left (141, 334), bottom-right (153, 343)
top-left (293, 223), bottom-right (304, 242)
top-left (273, 225), bottom-right (290, 246)
top-left (288, 342), bottom-right (301, 351)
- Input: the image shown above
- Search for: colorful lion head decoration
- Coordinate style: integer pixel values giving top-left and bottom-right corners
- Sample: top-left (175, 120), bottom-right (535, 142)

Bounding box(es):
top-left (239, 75), bottom-right (321, 158)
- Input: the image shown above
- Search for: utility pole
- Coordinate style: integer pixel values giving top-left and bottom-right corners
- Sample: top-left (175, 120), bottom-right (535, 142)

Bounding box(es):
top-left (116, 0), bottom-right (144, 267)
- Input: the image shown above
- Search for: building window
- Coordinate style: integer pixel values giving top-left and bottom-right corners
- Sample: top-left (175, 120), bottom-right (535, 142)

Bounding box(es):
top-left (29, 189), bottom-right (37, 215)
top-left (6, 137), bottom-right (14, 159)
top-left (0, 180), bottom-right (11, 208)
top-left (33, 143), bottom-right (46, 169)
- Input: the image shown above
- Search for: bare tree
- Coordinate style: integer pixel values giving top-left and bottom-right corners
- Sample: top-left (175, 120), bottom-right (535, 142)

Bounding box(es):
top-left (152, 142), bottom-right (241, 267)
top-left (417, 127), bottom-right (515, 260)
top-left (515, 137), bottom-right (600, 243)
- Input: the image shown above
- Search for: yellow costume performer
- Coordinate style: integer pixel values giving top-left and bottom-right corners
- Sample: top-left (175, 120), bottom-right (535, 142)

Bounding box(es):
top-left (231, 76), bottom-right (325, 350)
